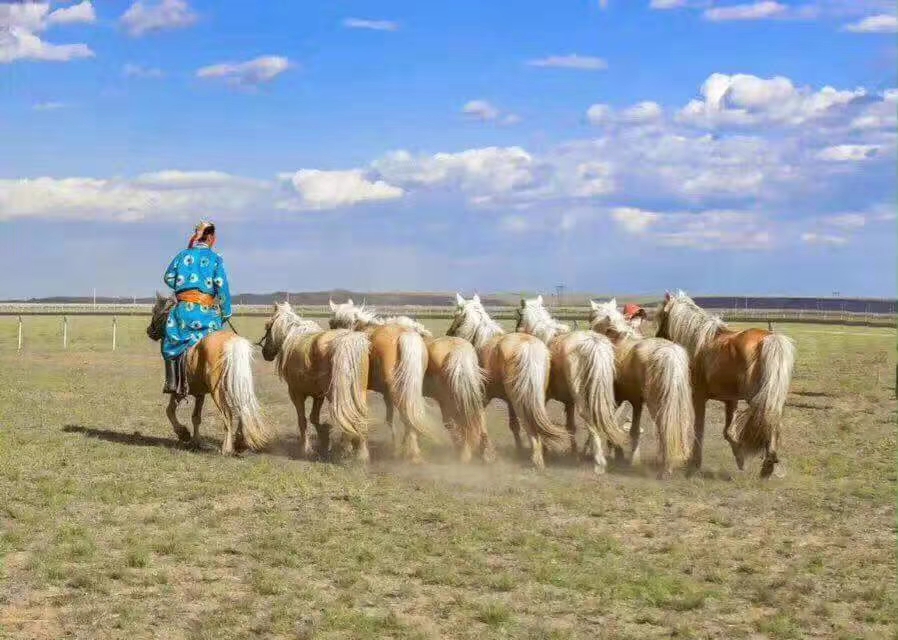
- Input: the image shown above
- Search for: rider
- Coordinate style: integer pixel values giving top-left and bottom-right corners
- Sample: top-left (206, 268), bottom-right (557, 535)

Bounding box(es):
top-left (161, 221), bottom-right (233, 397)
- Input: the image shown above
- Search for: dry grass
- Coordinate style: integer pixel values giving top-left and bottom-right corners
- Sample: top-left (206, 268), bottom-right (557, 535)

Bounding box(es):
top-left (0, 316), bottom-right (895, 639)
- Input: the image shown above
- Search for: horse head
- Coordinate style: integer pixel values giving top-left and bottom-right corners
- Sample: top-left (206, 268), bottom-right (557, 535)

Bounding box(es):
top-left (146, 292), bottom-right (175, 341)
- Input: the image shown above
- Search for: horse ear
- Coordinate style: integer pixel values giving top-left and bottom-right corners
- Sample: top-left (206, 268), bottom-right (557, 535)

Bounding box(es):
top-left (455, 292), bottom-right (465, 306)
top-left (609, 297), bottom-right (616, 307)
top-left (155, 290), bottom-right (164, 301)
top-left (472, 293), bottom-right (481, 304)
top-left (347, 298), bottom-right (354, 306)
top-left (329, 299), bottom-right (337, 311)
top-left (536, 294), bottom-right (543, 305)
top-left (664, 290), bottom-right (671, 301)
top-left (589, 299), bottom-right (599, 310)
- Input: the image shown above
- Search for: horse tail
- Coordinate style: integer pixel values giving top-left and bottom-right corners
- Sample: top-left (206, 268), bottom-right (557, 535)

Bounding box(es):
top-left (734, 333), bottom-right (796, 457)
top-left (568, 332), bottom-right (630, 449)
top-left (506, 339), bottom-right (569, 452)
top-left (327, 330), bottom-right (371, 442)
top-left (391, 330), bottom-right (432, 439)
top-left (442, 342), bottom-right (486, 456)
top-left (221, 336), bottom-right (273, 451)
top-left (644, 341), bottom-right (694, 468)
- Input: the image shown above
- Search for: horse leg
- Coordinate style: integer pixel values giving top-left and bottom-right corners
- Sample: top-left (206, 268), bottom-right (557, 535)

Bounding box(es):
top-left (687, 392), bottom-right (706, 476)
top-left (383, 391), bottom-right (401, 458)
top-left (190, 395), bottom-right (205, 449)
top-left (507, 405), bottom-right (524, 453)
top-left (629, 401), bottom-right (644, 466)
top-left (761, 421), bottom-right (781, 479)
top-left (528, 433), bottom-right (546, 471)
top-left (722, 400), bottom-right (744, 470)
top-left (440, 399), bottom-right (470, 463)
top-left (564, 403), bottom-right (579, 460)
top-left (478, 399), bottom-right (497, 463)
top-left (291, 392), bottom-right (313, 459)
top-left (166, 395), bottom-right (191, 442)
top-left (310, 396), bottom-right (331, 460)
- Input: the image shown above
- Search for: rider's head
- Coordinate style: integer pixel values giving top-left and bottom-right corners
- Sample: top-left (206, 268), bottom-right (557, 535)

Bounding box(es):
top-left (189, 221), bottom-right (216, 248)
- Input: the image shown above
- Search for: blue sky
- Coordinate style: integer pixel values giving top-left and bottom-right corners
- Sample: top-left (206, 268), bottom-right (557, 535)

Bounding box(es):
top-left (0, 0), bottom-right (895, 299)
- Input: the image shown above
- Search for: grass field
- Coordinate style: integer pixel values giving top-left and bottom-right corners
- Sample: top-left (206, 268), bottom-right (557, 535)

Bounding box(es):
top-left (0, 315), bottom-right (895, 639)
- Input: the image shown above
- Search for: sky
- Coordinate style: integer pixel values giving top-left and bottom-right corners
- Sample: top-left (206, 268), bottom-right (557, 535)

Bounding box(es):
top-left (0, 0), bottom-right (895, 299)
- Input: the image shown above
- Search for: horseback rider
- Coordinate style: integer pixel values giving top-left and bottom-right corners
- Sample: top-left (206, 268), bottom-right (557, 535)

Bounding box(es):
top-left (161, 221), bottom-right (233, 397)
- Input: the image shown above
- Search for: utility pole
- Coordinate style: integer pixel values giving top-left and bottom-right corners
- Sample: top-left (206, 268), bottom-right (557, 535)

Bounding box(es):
top-left (93, 287), bottom-right (96, 309)
top-left (555, 284), bottom-right (565, 308)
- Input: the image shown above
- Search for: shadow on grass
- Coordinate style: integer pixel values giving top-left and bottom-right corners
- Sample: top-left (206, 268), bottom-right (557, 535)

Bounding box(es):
top-left (63, 424), bottom-right (204, 451)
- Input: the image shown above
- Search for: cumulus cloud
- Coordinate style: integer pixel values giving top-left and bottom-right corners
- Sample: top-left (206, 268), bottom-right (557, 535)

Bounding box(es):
top-left (650, 0), bottom-right (690, 8)
top-left (816, 144), bottom-right (880, 161)
top-left (462, 100), bottom-right (520, 124)
top-left (612, 207), bottom-right (661, 234)
top-left (121, 0), bottom-right (197, 37)
top-left (279, 169), bottom-right (404, 211)
top-left (526, 54), bottom-right (607, 70)
top-left (677, 72), bottom-right (867, 128)
top-left (0, 171), bottom-right (269, 222)
top-left (703, 1), bottom-right (786, 21)
top-left (843, 14), bottom-right (898, 33)
top-left (197, 55), bottom-right (291, 87)
top-left (0, 1), bottom-right (95, 63)
top-left (825, 213), bottom-right (866, 228)
top-left (586, 103), bottom-right (613, 126)
top-left (342, 18), bottom-right (399, 31)
top-left (621, 101), bottom-right (663, 123)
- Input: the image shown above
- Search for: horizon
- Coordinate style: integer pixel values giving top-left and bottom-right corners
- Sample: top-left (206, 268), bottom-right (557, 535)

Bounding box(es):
top-left (1, 0), bottom-right (896, 298)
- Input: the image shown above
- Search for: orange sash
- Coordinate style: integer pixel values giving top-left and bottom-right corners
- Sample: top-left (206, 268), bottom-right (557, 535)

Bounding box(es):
top-left (176, 290), bottom-right (216, 307)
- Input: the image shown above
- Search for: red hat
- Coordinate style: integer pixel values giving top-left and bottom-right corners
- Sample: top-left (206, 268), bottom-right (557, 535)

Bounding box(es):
top-left (623, 303), bottom-right (646, 319)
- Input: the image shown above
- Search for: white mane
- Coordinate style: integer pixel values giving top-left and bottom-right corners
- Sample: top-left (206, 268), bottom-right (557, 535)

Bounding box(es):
top-left (269, 302), bottom-right (324, 379)
top-left (328, 299), bottom-right (432, 337)
top-left (661, 290), bottom-right (727, 356)
top-left (517, 295), bottom-right (570, 343)
top-left (449, 293), bottom-right (505, 349)
top-left (589, 298), bottom-right (641, 341)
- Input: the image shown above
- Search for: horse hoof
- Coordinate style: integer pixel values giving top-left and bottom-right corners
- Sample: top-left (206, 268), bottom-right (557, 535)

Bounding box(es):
top-left (592, 463), bottom-right (607, 475)
top-left (657, 470), bottom-right (673, 481)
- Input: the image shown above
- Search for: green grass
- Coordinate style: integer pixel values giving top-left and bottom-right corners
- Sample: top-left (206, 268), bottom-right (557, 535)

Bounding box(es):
top-left (0, 316), bottom-right (895, 639)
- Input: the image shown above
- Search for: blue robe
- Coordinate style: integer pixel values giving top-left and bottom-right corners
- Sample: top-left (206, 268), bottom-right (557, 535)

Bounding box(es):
top-left (161, 245), bottom-right (232, 360)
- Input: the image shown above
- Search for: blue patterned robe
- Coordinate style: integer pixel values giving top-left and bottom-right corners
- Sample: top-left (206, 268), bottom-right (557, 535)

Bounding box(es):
top-left (161, 245), bottom-right (232, 360)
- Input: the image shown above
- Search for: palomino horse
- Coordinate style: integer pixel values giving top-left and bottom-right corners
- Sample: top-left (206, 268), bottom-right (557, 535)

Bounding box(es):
top-left (448, 293), bottom-right (571, 470)
top-left (324, 301), bottom-right (432, 463)
top-left (655, 290), bottom-right (796, 478)
top-left (329, 300), bottom-right (490, 462)
top-left (259, 302), bottom-right (371, 462)
top-left (515, 295), bottom-right (630, 474)
top-left (146, 293), bottom-right (275, 455)
top-left (588, 299), bottom-right (694, 478)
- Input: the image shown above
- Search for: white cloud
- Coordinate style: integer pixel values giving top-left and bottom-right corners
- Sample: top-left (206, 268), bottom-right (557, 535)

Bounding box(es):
top-left (801, 232), bottom-right (848, 245)
top-left (121, 0), bottom-right (197, 37)
top-left (825, 213), bottom-right (866, 228)
top-left (612, 207), bottom-right (661, 234)
top-left (526, 54), bottom-right (607, 70)
top-left (123, 63), bottom-right (164, 79)
top-left (0, 2), bottom-right (95, 63)
top-left (843, 14), bottom-right (898, 32)
top-left (499, 215), bottom-right (536, 233)
top-left (656, 211), bottom-right (773, 249)
top-left (677, 72), bottom-right (867, 128)
top-left (650, 0), bottom-right (690, 8)
top-left (462, 100), bottom-right (500, 121)
top-left (621, 101), bottom-right (663, 123)
top-left (47, 1), bottom-right (96, 26)
top-left (342, 18), bottom-right (399, 31)
top-left (197, 56), bottom-right (291, 87)
top-left (279, 169), bottom-right (404, 211)
top-left (586, 103), bottom-right (613, 125)
top-left (703, 1), bottom-right (786, 21)
top-left (816, 144), bottom-right (880, 162)
top-left (0, 172), bottom-right (268, 222)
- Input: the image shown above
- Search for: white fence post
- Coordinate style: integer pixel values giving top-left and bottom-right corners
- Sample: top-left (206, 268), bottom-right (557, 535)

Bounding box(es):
top-left (63, 315), bottom-right (68, 349)
top-left (17, 315), bottom-right (22, 353)
top-left (112, 316), bottom-right (117, 351)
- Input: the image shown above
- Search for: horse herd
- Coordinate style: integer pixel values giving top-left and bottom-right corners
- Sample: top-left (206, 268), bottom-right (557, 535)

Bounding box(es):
top-left (147, 290), bottom-right (796, 479)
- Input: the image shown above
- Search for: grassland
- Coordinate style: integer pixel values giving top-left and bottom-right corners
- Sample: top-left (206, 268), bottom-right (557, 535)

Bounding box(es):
top-left (0, 315), bottom-right (895, 639)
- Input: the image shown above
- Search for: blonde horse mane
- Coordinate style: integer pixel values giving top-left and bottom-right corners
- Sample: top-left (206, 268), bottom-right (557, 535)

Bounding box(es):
top-left (517, 295), bottom-right (571, 343)
top-left (269, 302), bottom-right (324, 380)
top-left (449, 294), bottom-right (505, 349)
top-left (589, 298), bottom-right (642, 341)
top-left (329, 299), bottom-right (432, 337)
top-left (661, 290), bottom-right (727, 357)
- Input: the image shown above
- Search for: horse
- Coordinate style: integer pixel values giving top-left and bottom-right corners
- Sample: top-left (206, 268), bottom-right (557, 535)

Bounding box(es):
top-left (514, 295), bottom-right (631, 474)
top-left (146, 293), bottom-right (275, 455)
top-left (588, 298), bottom-right (694, 478)
top-left (321, 300), bottom-right (432, 463)
top-left (259, 302), bottom-right (371, 462)
top-left (655, 290), bottom-right (796, 478)
top-left (329, 300), bottom-right (490, 463)
top-left (447, 293), bottom-right (573, 470)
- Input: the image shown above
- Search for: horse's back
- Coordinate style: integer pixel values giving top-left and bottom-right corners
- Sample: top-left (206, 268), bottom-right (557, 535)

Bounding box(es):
top-left (702, 328), bottom-right (771, 398)
top-left (189, 330), bottom-right (239, 395)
